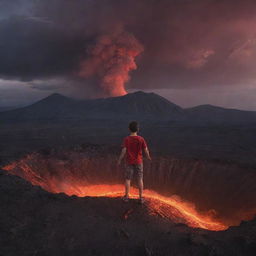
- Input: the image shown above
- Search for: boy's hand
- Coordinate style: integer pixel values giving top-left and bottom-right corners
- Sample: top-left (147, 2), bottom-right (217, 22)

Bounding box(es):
top-left (117, 147), bottom-right (126, 166)
top-left (144, 147), bottom-right (151, 161)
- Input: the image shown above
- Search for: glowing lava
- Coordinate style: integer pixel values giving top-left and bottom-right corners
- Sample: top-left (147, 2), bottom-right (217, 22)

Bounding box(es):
top-left (3, 161), bottom-right (227, 231)
top-left (54, 184), bottom-right (227, 231)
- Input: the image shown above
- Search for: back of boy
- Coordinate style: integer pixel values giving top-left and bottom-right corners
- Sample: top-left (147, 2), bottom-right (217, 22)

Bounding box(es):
top-left (118, 121), bottom-right (151, 204)
top-left (122, 135), bottom-right (147, 165)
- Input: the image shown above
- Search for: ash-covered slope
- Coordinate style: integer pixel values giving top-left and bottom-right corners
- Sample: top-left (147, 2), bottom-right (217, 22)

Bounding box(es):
top-left (1, 169), bottom-right (256, 256)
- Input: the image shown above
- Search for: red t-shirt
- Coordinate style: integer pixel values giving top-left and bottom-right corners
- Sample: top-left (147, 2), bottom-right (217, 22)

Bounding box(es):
top-left (122, 135), bottom-right (147, 164)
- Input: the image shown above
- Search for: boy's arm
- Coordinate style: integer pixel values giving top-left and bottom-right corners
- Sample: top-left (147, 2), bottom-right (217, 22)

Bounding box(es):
top-left (144, 147), bottom-right (152, 161)
top-left (117, 147), bottom-right (126, 165)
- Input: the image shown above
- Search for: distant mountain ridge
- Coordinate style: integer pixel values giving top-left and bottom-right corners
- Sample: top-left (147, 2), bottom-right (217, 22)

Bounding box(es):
top-left (1, 91), bottom-right (256, 125)
top-left (0, 91), bottom-right (183, 122)
top-left (185, 104), bottom-right (256, 125)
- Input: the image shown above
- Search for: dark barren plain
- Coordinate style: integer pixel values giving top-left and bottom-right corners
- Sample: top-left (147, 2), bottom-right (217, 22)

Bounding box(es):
top-left (1, 91), bottom-right (256, 255)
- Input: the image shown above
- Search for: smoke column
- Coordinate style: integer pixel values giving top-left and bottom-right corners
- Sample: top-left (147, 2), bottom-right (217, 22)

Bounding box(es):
top-left (78, 30), bottom-right (144, 97)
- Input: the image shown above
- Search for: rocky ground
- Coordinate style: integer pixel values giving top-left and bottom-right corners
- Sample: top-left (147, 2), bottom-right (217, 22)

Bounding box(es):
top-left (1, 92), bottom-right (256, 255)
top-left (1, 169), bottom-right (256, 256)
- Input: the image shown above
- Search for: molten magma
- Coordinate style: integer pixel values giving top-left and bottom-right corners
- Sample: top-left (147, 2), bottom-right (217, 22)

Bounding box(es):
top-left (61, 184), bottom-right (227, 231)
top-left (60, 184), bottom-right (228, 231)
top-left (3, 163), bottom-right (227, 231)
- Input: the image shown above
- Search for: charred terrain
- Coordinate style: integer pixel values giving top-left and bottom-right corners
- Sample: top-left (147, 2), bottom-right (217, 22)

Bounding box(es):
top-left (1, 91), bottom-right (256, 255)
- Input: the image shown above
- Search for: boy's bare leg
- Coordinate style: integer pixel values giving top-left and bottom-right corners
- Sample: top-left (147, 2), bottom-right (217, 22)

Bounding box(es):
top-left (138, 177), bottom-right (144, 199)
top-left (125, 179), bottom-right (131, 198)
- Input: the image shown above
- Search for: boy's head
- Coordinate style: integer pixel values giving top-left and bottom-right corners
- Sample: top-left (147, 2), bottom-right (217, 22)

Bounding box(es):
top-left (129, 121), bottom-right (139, 133)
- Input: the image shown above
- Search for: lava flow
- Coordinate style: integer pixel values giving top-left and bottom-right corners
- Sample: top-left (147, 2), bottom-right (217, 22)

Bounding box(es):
top-left (52, 183), bottom-right (227, 231)
top-left (3, 161), bottom-right (228, 231)
top-left (3, 154), bottom-right (230, 231)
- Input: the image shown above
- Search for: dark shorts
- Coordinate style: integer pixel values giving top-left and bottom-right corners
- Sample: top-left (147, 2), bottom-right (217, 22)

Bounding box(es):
top-left (125, 163), bottom-right (143, 180)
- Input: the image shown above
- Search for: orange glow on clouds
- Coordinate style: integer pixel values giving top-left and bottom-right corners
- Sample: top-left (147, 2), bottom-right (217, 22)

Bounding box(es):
top-left (78, 30), bottom-right (143, 97)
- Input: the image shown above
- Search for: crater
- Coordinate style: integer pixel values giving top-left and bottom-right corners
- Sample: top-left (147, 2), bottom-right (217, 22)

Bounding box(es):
top-left (3, 145), bottom-right (256, 231)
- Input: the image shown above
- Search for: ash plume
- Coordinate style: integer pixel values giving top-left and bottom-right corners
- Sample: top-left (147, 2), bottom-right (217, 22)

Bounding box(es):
top-left (1, 0), bottom-right (256, 101)
top-left (77, 30), bottom-right (143, 97)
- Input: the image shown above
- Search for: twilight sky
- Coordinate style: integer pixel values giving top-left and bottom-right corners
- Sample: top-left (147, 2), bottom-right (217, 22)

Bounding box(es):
top-left (1, 0), bottom-right (256, 110)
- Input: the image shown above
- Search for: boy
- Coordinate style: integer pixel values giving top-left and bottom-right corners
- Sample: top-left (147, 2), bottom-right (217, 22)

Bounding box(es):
top-left (117, 121), bottom-right (151, 203)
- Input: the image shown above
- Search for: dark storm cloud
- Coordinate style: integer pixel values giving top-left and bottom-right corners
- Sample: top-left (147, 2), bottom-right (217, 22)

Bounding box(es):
top-left (1, 0), bottom-right (256, 95)
top-left (30, 81), bottom-right (66, 91)
top-left (0, 16), bottom-right (87, 81)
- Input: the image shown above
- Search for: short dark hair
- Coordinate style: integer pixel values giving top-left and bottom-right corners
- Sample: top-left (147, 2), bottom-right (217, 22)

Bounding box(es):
top-left (129, 121), bottom-right (139, 132)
